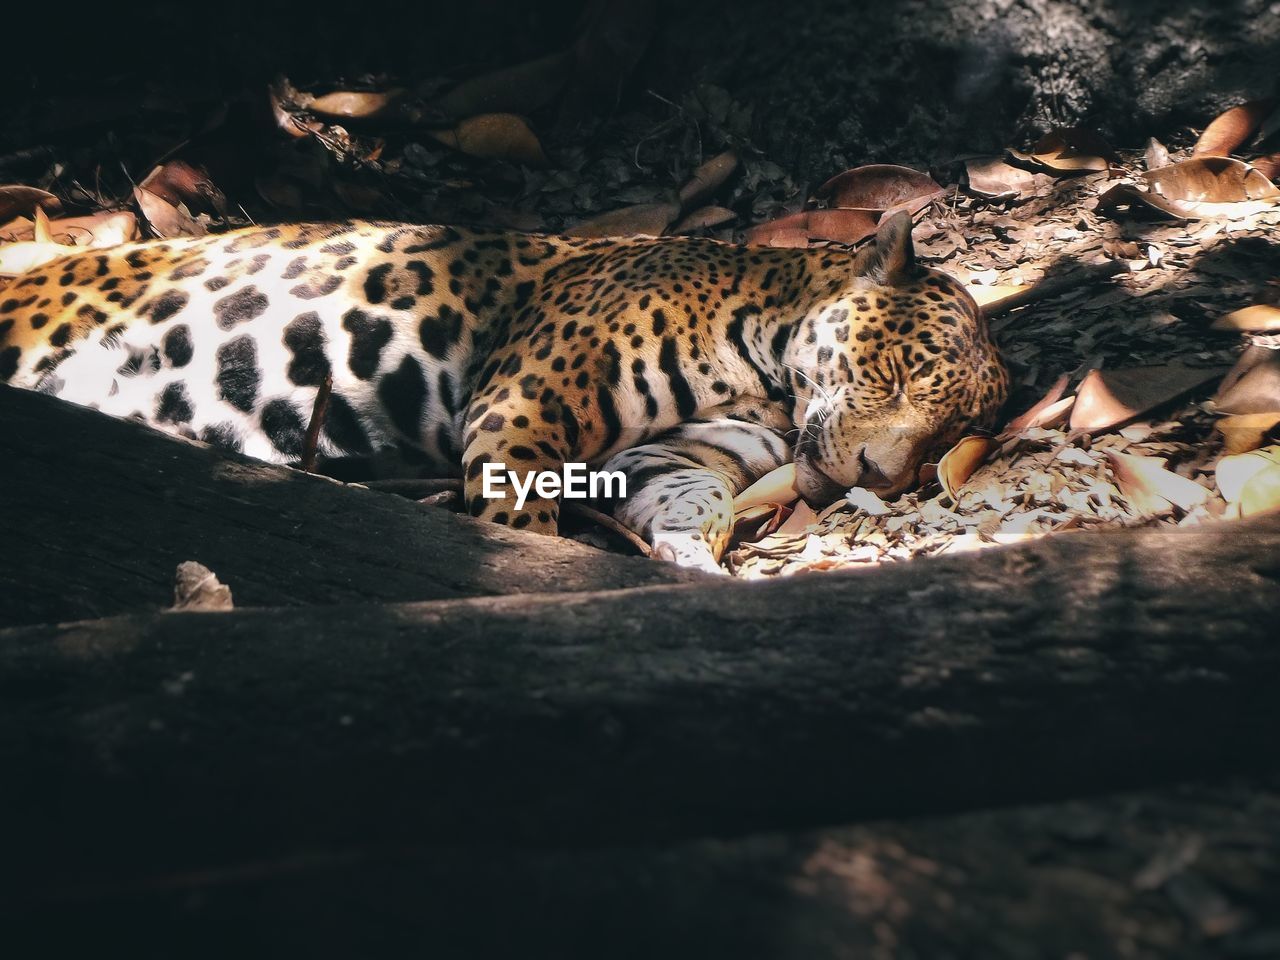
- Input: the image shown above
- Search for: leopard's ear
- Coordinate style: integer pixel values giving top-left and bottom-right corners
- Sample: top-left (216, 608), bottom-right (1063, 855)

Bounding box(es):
top-left (852, 210), bottom-right (916, 286)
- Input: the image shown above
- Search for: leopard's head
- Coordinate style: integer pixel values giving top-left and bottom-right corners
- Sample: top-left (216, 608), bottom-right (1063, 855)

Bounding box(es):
top-left (786, 211), bottom-right (1009, 504)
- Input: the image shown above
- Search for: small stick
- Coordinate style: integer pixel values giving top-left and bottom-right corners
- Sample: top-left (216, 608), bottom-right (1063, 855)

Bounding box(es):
top-left (300, 374), bottom-right (333, 473)
top-left (562, 502), bottom-right (652, 557)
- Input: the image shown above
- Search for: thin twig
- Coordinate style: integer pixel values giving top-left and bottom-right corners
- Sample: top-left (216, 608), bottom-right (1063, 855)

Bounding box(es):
top-left (562, 501), bottom-right (652, 557)
top-left (300, 374), bottom-right (333, 473)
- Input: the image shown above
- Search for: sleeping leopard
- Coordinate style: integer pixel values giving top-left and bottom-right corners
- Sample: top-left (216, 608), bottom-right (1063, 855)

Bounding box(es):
top-left (0, 210), bottom-right (1008, 571)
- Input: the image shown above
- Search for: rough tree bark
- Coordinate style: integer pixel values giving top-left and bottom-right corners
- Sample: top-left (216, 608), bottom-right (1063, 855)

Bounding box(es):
top-left (4, 505), bottom-right (1278, 886)
top-left (0, 385), bottom-right (701, 628)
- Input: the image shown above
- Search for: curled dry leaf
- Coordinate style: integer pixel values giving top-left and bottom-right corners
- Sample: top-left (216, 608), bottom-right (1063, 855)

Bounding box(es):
top-left (1069, 364), bottom-right (1225, 433)
top-left (141, 160), bottom-right (227, 218)
top-left (964, 157), bottom-right (1036, 199)
top-left (1097, 156), bottom-right (1280, 220)
top-left (816, 164), bottom-right (944, 215)
top-left (429, 113), bottom-right (547, 167)
top-left (134, 186), bottom-right (205, 239)
top-left (0, 241), bottom-right (78, 276)
top-left (32, 206), bottom-right (51, 243)
top-left (1009, 128), bottom-right (1115, 174)
top-left (774, 499), bottom-right (819, 537)
top-left (678, 151), bottom-right (739, 210)
top-left (1213, 304), bottom-right (1280, 333)
top-left (937, 436), bottom-right (998, 501)
top-left (1216, 446), bottom-right (1280, 502)
top-left (1214, 346), bottom-right (1280, 415)
top-left (432, 50), bottom-right (573, 121)
top-left (1239, 463), bottom-right (1280, 516)
top-left (565, 201), bottom-right (679, 238)
top-left (1000, 373), bottom-right (1072, 436)
top-left (733, 462), bottom-right (799, 513)
top-left (1145, 137), bottom-right (1171, 170)
top-left (1105, 451), bottom-right (1210, 515)
top-left (0, 210), bottom-right (137, 248)
top-left (1254, 152), bottom-right (1280, 181)
top-left (1193, 98), bottom-right (1277, 157)
top-left (307, 88), bottom-right (406, 121)
top-left (673, 205), bottom-right (736, 234)
top-left (745, 208), bottom-right (878, 247)
top-left (1215, 412), bottom-right (1280, 455)
top-left (0, 184), bottom-right (61, 223)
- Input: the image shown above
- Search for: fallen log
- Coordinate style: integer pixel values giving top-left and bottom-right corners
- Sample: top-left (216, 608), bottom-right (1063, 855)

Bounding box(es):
top-left (0, 385), bottom-right (700, 628)
top-left (14, 778), bottom-right (1280, 958)
top-left (4, 510), bottom-right (1279, 883)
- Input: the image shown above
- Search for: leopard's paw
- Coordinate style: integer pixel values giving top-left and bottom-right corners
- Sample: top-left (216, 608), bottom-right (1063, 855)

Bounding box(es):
top-left (650, 532), bottom-right (728, 575)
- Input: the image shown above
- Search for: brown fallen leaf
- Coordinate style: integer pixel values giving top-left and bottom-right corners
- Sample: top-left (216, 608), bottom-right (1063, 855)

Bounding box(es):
top-left (134, 186), bottom-right (205, 239)
top-left (1009, 128), bottom-right (1115, 174)
top-left (1070, 364), bottom-right (1225, 433)
top-left (967, 283), bottom-right (1029, 310)
top-left (678, 151), bottom-right (739, 210)
top-left (1213, 304), bottom-right (1280, 333)
top-left (1216, 446), bottom-right (1280, 502)
top-left (1193, 98), bottom-right (1277, 157)
top-left (816, 164), bottom-right (944, 215)
top-left (1105, 450), bottom-right (1210, 514)
top-left (32, 205), bottom-right (51, 243)
top-left (1097, 156), bottom-right (1280, 220)
top-left (1215, 412), bottom-right (1280, 455)
top-left (565, 201), bottom-right (679, 238)
top-left (1145, 137), bottom-right (1171, 170)
top-left (1254, 151), bottom-right (1280, 181)
top-left (937, 436), bottom-right (998, 500)
top-left (964, 156), bottom-right (1036, 199)
top-left (429, 113), bottom-right (547, 166)
top-left (268, 77), bottom-right (326, 139)
top-left (673, 205), bottom-right (736, 234)
top-left (774, 499), bottom-right (819, 537)
top-left (432, 50), bottom-right (573, 121)
top-left (1214, 347), bottom-right (1280, 415)
top-left (1000, 373), bottom-right (1072, 436)
top-left (744, 208), bottom-right (879, 247)
top-left (0, 184), bottom-right (61, 223)
top-left (733, 462), bottom-right (799, 512)
top-left (140, 160), bottom-right (227, 218)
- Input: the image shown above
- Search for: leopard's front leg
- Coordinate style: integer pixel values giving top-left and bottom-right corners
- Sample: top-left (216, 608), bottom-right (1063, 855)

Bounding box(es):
top-left (460, 386), bottom-right (576, 535)
top-left (600, 405), bottom-right (792, 573)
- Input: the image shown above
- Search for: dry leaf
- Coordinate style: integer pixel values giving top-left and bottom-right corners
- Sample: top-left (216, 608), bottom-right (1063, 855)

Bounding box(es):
top-left (0, 184), bottom-right (61, 223)
top-left (673, 205), bottom-right (736, 233)
top-left (1001, 373), bottom-right (1072, 435)
top-left (774, 499), bottom-right (819, 537)
top-left (565, 201), bottom-right (679, 238)
top-left (1215, 412), bottom-right (1280, 454)
top-left (1193, 98), bottom-right (1277, 157)
top-left (678, 151), bottom-right (739, 210)
top-left (141, 160), bottom-right (227, 217)
top-left (0, 241), bottom-right (75, 276)
top-left (307, 89), bottom-right (406, 121)
top-left (429, 113), bottom-right (547, 166)
top-left (1105, 451), bottom-right (1209, 514)
top-left (1214, 347), bottom-right (1280, 415)
top-left (1239, 463), bottom-right (1280, 516)
top-left (1212, 304), bottom-right (1280, 333)
top-left (1098, 156), bottom-right (1280, 220)
top-left (1216, 446), bottom-right (1280, 502)
top-left (432, 50), bottom-right (573, 120)
top-left (1070, 364), bottom-right (1225, 433)
top-left (1, 211), bottom-right (137, 247)
top-left (1145, 137), bottom-right (1171, 170)
top-left (1009, 128), bottom-right (1115, 174)
top-left (965, 157), bottom-right (1036, 199)
top-left (733, 462), bottom-right (799, 512)
top-left (134, 186), bottom-right (205, 238)
top-left (937, 436), bottom-right (998, 500)
top-left (745, 208), bottom-right (878, 247)
top-left (968, 283), bottom-right (1029, 310)
top-left (816, 164), bottom-right (944, 215)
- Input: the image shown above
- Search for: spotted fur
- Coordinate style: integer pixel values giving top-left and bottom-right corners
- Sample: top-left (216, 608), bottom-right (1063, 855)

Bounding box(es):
top-left (0, 212), bottom-right (1008, 571)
